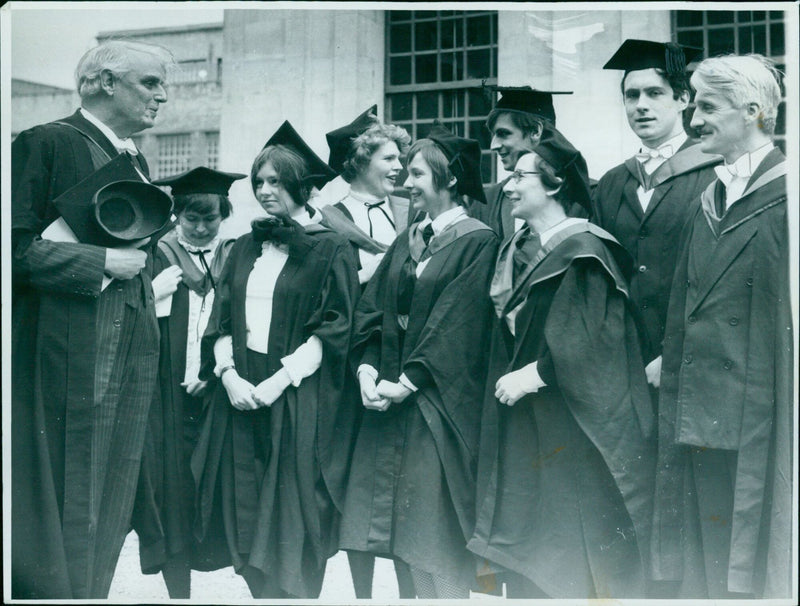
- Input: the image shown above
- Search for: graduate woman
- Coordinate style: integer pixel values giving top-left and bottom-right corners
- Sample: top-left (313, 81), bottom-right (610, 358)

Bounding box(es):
top-left (133, 167), bottom-right (244, 597)
top-left (339, 125), bottom-right (499, 599)
top-left (193, 122), bottom-right (360, 598)
top-left (320, 106), bottom-right (412, 287)
top-left (467, 127), bottom-right (656, 598)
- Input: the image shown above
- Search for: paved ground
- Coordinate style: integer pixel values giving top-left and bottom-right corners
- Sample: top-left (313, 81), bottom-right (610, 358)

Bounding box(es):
top-left (109, 531), bottom-right (503, 602)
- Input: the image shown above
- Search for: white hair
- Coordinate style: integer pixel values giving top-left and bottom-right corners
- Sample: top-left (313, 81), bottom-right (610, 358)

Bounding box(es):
top-left (75, 40), bottom-right (175, 98)
top-left (691, 54), bottom-right (783, 134)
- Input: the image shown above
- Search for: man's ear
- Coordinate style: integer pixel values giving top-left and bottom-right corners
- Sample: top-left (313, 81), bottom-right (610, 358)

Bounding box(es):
top-left (448, 176), bottom-right (458, 189)
top-left (744, 102), bottom-right (761, 124)
top-left (677, 89), bottom-right (690, 112)
top-left (100, 69), bottom-right (115, 95)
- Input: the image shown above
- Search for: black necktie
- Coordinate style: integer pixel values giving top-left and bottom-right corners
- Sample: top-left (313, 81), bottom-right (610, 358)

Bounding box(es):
top-left (188, 249), bottom-right (215, 291)
top-left (365, 200), bottom-right (395, 238)
top-left (422, 223), bottom-right (435, 246)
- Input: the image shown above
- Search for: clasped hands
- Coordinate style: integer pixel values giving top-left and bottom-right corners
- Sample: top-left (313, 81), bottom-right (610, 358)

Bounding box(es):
top-left (222, 367), bottom-right (292, 411)
top-left (358, 372), bottom-right (411, 412)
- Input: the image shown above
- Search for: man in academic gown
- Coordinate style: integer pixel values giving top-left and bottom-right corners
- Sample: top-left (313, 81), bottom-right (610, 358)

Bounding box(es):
top-left (11, 40), bottom-right (174, 598)
top-left (592, 39), bottom-right (721, 375)
top-left (468, 85), bottom-right (573, 243)
top-left (652, 54), bottom-right (792, 599)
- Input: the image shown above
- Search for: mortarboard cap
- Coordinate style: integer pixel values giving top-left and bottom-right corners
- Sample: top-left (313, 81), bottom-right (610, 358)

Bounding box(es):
top-left (484, 84), bottom-right (572, 126)
top-left (534, 125), bottom-right (592, 212)
top-left (603, 39), bottom-right (703, 75)
top-left (426, 124), bottom-right (487, 205)
top-left (53, 153), bottom-right (173, 246)
top-left (263, 120), bottom-right (337, 189)
top-left (326, 104), bottom-right (380, 174)
top-left (152, 166), bottom-right (246, 196)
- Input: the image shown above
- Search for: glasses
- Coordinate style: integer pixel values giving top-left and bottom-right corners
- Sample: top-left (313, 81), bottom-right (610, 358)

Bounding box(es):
top-left (510, 170), bottom-right (541, 183)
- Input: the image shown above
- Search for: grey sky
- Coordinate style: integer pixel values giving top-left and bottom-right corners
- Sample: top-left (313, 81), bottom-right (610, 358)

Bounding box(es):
top-left (9, 3), bottom-right (224, 89)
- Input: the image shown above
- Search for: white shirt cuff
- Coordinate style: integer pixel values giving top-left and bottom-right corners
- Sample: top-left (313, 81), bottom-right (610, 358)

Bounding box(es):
top-left (398, 373), bottom-right (418, 392)
top-left (155, 294), bottom-right (173, 318)
top-left (518, 360), bottom-right (546, 391)
top-left (213, 335), bottom-right (234, 377)
top-left (357, 364), bottom-right (379, 382)
top-left (280, 335), bottom-right (323, 387)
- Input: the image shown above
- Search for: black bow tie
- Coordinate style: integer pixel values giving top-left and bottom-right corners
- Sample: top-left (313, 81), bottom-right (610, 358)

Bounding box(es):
top-left (188, 248), bottom-right (216, 291)
top-left (251, 217), bottom-right (297, 245)
top-left (421, 223), bottom-right (435, 245)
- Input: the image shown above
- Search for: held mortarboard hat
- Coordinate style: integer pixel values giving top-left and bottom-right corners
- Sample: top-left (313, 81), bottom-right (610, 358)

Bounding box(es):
top-left (533, 125), bottom-right (592, 212)
top-left (53, 153), bottom-right (173, 247)
top-left (484, 84), bottom-right (572, 126)
top-left (152, 166), bottom-right (246, 196)
top-left (426, 124), bottom-right (487, 205)
top-left (603, 39), bottom-right (703, 75)
top-left (326, 104), bottom-right (380, 174)
top-left (263, 120), bottom-right (337, 189)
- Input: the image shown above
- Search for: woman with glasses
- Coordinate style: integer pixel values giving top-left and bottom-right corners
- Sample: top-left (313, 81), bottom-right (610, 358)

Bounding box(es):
top-left (468, 127), bottom-right (656, 598)
top-left (193, 122), bottom-right (359, 599)
top-left (339, 125), bottom-right (499, 599)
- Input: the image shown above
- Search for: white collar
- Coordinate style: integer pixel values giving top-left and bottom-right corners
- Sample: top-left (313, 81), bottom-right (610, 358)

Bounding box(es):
top-left (176, 226), bottom-right (220, 254)
top-left (293, 207), bottom-right (323, 227)
top-left (640, 131), bottom-right (687, 156)
top-left (421, 205), bottom-right (467, 236)
top-left (80, 108), bottom-right (138, 154)
top-left (538, 217), bottom-right (587, 246)
top-left (725, 142), bottom-right (774, 178)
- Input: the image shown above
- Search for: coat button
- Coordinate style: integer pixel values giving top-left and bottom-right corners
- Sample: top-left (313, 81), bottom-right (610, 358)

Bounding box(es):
top-left (723, 360), bottom-right (733, 370)
top-left (639, 229), bottom-right (648, 239)
top-left (729, 317), bottom-right (739, 326)
top-left (638, 265), bottom-right (647, 273)
top-left (746, 278), bottom-right (754, 287)
top-left (688, 315), bottom-right (696, 324)
top-left (684, 354), bottom-right (693, 364)
top-left (113, 319), bottom-right (121, 327)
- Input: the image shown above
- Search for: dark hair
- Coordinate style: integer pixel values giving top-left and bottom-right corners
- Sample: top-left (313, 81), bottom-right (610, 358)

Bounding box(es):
top-left (533, 154), bottom-right (571, 213)
top-left (173, 193), bottom-right (232, 219)
top-left (342, 123), bottom-right (411, 183)
top-left (250, 145), bottom-right (312, 208)
top-left (486, 109), bottom-right (548, 139)
top-left (406, 139), bottom-right (461, 203)
top-left (620, 68), bottom-right (690, 100)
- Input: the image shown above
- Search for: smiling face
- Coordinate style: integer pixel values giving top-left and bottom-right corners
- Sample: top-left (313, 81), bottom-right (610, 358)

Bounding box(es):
top-left (108, 50), bottom-right (168, 137)
top-left (623, 68), bottom-right (688, 148)
top-left (490, 113), bottom-right (536, 171)
top-left (404, 152), bottom-right (443, 215)
top-left (253, 160), bottom-right (301, 218)
top-left (690, 86), bottom-right (751, 162)
top-left (358, 140), bottom-right (403, 197)
top-left (502, 152), bottom-right (550, 223)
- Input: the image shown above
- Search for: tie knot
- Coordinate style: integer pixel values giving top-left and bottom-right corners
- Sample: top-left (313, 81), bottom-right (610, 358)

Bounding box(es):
top-left (365, 200), bottom-right (385, 210)
top-left (422, 223), bottom-right (435, 245)
top-left (635, 144), bottom-right (674, 164)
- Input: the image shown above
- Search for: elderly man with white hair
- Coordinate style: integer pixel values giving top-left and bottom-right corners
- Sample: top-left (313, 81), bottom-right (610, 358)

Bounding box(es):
top-left (651, 54), bottom-right (792, 599)
top-left (11, 39), bottom-right (174, 599)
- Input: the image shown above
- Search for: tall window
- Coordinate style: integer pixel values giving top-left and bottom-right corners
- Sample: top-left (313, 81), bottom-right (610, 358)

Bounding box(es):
top-left (205, 132), bottom-right (220, 170)
top-left (156, 134), bottom-right (192, 179)
top-left (386, 10), bottom-right (499, 183)
top-left (673, 10), bottom-right (786, 151)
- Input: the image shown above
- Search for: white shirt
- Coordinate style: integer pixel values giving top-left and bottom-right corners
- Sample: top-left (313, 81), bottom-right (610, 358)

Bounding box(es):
top-left (716, 142), bottom-right (774, 211)
top-left (415, 205), bottom-right (469, 277)
top-left (214, 210), bottom-right (323, 386)
top-left (80, 108), bottom-right (147, 180)
top-left (338, 190), bottom-right (398, 284)
top-left (636, 131), bottom-right (687, 211)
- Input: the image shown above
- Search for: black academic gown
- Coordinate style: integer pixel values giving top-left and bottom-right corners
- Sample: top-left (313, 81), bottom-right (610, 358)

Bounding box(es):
top-left (653, 148), bottom-right (793, 598)
top-left (192, 221), bottom-right (359, 598)
top-left (11, 110), bottom-right (159, 599)
top-left (132, 231), bottom-right (236, 575)
top-left (591, 140), bottom-right (720, 361)
top-left (468, 223), bottom-right (656, 599)
top-left (339, 216), bottom-right (499, 588)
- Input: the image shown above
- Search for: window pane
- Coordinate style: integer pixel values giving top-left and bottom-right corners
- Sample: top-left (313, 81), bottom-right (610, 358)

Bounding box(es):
top-left (441, 18), bottom-right (456, 48)
top-left (677, 29), bottom-right (704, 50)
top-left (770, 23), bottom-right (785, 55)
top-left (467, 16), bottom-right (491, 46)
top-left (390, 56), bottom-right (412, 85)
top-left (414, 10), bottom-right (438, 20)
top-left (753, 11), bottom-right (766, 21)
top-left (737, 11), bottom-right (752, 23)
top-left (676, 11), bottom-right (704, 27)
top-left (752, 24), bottom-right (767, 54)
top-left (456, 51), bottom-right (465, 80)
top-left (469, 119), bottom-right (490, 148)
top-left (468, 88), bottom-right (492, 116)
top-left (415, 20), bottom-right (437, 52)
top-left (157, 134), bottom-right (192, 180)
top-left (442, 90), bottom-right (465, 118)
top-left (739, 26), bottom-right (753, 53)
top-left (440, 52), bottom-right (457, 82)
top-left (205, 132), bottom-right (219, 170)
top-left (480, 153), bottom-right (493, 184)
top-left (769, 11), bottom-right (784, 19)
top-left (417, 122), bottom-right (434, 139)
top-left (391, 93), bottom-right (413, 121)
top-left (467, 49), bottom-right (490, 79)
top-left (707, 11), bottom-right (735, 24)
top-left (389, 10), bottom-right (412, 22)
top-left (415, 54), bottom-right (437, 83)
top-left (390, 24), bottom-right (411, 53)
top-left (417, 91), bottom-right (438, 119)
top-left (708, 28), bottom-right (736, 55)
